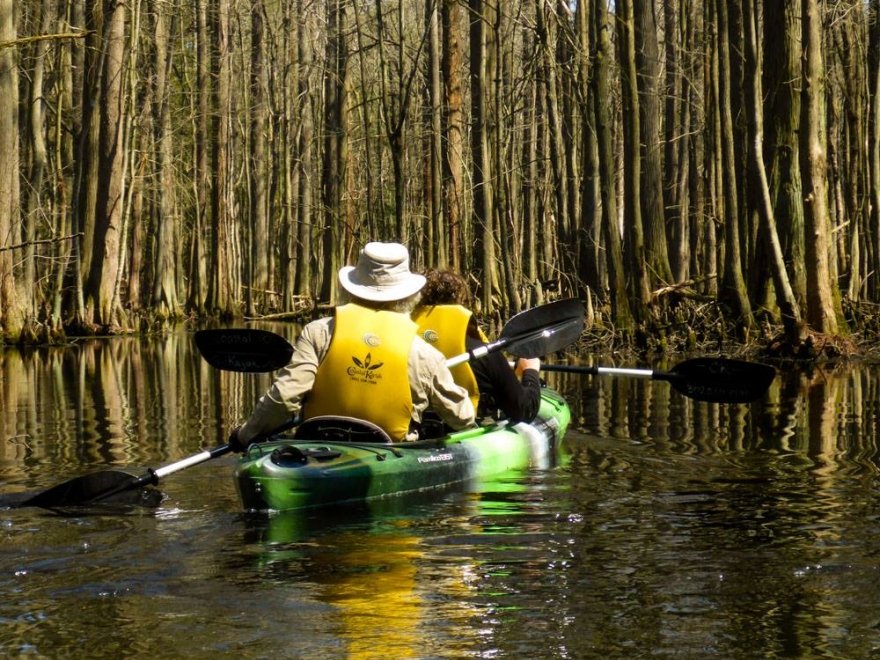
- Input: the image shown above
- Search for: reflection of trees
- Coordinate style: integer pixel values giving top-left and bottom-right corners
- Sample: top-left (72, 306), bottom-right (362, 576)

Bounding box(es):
top-left (0, 335), bottom-right (276, 488)
top-left (556, 364), bottom-right (880, 655)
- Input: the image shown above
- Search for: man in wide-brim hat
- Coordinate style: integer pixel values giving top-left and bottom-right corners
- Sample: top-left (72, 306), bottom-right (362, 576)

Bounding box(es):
top-left (233, 242), bottom-right (475, 447)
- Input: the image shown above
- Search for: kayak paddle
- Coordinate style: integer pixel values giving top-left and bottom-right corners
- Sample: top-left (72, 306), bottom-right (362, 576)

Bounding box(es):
top-left (539, 357), bottom-right (775, 403)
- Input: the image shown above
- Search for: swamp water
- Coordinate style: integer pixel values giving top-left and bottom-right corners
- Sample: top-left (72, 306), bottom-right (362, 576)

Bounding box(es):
top-left (2, 331), bottom-right (880, 658)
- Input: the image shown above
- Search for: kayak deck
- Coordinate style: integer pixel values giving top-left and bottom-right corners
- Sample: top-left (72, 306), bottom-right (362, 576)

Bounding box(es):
top-left (234, 387), bottom-right (571, 512)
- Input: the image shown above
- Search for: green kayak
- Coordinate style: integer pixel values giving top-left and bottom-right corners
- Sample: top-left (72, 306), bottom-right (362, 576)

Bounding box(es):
top-left (234, 386), bottom-right (571, 512)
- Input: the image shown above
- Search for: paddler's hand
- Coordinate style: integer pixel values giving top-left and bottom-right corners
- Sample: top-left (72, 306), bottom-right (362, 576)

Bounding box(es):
top-left (227, 426), bottom-right (249, 453)
top-left (514, 357), bottom-right (540, 379)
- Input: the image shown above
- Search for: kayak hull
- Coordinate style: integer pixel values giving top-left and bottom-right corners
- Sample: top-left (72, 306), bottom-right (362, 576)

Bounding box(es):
top-left (234, 387), bottom-right (571, 512)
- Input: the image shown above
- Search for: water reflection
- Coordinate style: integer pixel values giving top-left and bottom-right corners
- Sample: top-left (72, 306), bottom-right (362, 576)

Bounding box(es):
top-left (4, 336), bottom-right (880, 656)
top-left (0, 334), bottom-right (276, 494)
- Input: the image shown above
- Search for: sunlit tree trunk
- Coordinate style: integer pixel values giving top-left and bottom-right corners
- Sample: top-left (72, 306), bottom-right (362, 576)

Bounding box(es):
top-left (206, 0), bottom-right (235, 316)
top-left (187, 0), bottom-right (209, 312)
top-left (742, 0), bottom-right (803, 341)
top-left (441, 0), bottom-right (464, 271)
top-left (634, 0), bottom-right (673, 286)
top-left (320, 0), bottom-right (348, 303)
top-left (470, 0), bottom-right (497, 314)
top-left (426, 0), bottom-right (444, 268)
top-left (616, 0), bottom-right (651, 321)
top-left (715, 0), bottom-right (753, 330)
top-left (85, 0), bottom-right (127, 329)
top-left (800, 0), bottom-right (842, 334)
top-left (591, 0), bottom-right (633, 331)
top-left (247, 0), bottom-right (269, 316)
top-left (0, 0), bottom-right (23, 338)
top-left (763, 0), bottom-right (806, 310)
top-left (151, 0), bottom-right (179, 318)
top-left (869, 0), bottom-right (880, 299)
top-left (294, 0), bottom-right (315, 300)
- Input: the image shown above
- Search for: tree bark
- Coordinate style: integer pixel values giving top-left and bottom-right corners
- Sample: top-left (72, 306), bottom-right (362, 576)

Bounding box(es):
top-left (320, 0), bottom-right (348, 303)
top-left (85, 0), bottom-right (127, 329)
top-left (0, 0), bottom-right (23, 337)
top-left (634, 0), bottom-right (673, 286)
top-left (616, 0), bottom-right (651, 320)
top-left (742, 0), bottom-right (803, 340)
top-left (592, 0), bottom-right (633, 331)
top-left (441, 0), bottom-right (464, 271)
top-left (869, 0), bottom-right (880, 299)
top-left (715, 0), bottom-right (753, 329)
top-left (800, 0), bottom-right (842, 334)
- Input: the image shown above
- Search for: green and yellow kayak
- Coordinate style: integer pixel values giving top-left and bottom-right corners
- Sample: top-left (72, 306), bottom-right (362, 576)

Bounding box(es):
top-left (234, 386), bottom-right (571, 512)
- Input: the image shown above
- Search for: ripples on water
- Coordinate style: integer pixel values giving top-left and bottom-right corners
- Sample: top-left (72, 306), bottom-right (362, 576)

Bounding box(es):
top-left (3, 338), bottom-right (880, 657)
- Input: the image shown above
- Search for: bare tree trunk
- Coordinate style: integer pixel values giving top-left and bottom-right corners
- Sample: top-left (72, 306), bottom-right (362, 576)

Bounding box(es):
top-left (151, 0), bottom-right (179, 317)
top-left (470, 0), bottom-right (497, 314)
top-left (248, 0), bottom-right (269, 316)
top-left (0, 0), bottom-right (23, 338)
top-left (187, 0), bottom-right (209, 312)
top-left (763, 0), bottom-right (806, 309)
top-left (85, 0), bottom-right (127, 329)
top-left (591, 0), bottom-right (633, 331)
top-left (869, 0), bottom-right (880, 299)
top-left (442, 0), bottom-right (464, 272)
top-left (207, 0), bottom-right (235, 316)
top-left (74, 2), bottom-right (104, 324)
top-left (634, 0), bottom-right (673, 285)
top-left (426, 0), bottom-right (444, 268)
top-left (294, 0), bottom-right (315, 300)
top-left (320, 0), bottom-right (348, 303)
top-left (715, 0), bottom-right (753, 329)
top-left (616, 0), bottom-right (651, 321)
top-left (742, 0), bottom-right (803, 341)
top-left (800, 0), bottom-right (841, 334)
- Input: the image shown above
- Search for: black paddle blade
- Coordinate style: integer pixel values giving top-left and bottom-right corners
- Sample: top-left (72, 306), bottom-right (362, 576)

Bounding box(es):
top-left (15, 470), bottom-right (162, 509)
top-left (665, 358), bottom-right (776, 403)
top-left (501, 298), bottom-right (586, 357)
top-left (195, 328), bottom-right (294, 372)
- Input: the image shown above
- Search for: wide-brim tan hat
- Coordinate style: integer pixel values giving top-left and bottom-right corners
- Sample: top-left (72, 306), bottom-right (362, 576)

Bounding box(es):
top-left (338, 242), bottom-right (426, 302)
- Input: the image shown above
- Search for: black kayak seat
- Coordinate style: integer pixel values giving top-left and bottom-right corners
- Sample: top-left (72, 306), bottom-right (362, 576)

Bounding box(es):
top-left (293, 416), bottom-right (393, 444)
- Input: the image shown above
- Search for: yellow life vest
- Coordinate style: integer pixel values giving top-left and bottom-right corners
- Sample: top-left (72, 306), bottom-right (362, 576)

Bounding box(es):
top-left (411, 304), bottom-right (481, 410)
top-left (305, 304), bottom-right (415, 441)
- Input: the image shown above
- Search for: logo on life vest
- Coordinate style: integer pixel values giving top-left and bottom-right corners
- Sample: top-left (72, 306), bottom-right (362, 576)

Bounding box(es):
top-left (347, 353), bottom-right (384, 383)
top-left (421, 329), bottom-right (439, 344)
top-left (363, 333), bottom-right (381, 347)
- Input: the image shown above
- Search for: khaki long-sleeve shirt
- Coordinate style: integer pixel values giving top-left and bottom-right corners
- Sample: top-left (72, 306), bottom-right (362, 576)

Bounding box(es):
top-left (239, 316), bottom-right (476, 442)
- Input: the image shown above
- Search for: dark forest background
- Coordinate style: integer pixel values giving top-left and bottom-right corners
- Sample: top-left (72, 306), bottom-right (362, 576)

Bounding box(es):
top-left (1, 0), bottom-right (879, 355)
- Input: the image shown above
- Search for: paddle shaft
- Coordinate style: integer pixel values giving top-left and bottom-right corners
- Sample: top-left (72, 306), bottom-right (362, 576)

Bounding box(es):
top-left (538, 363), bottom-right (661, 379)
top-left (534, 358), bottom-right (775, 403)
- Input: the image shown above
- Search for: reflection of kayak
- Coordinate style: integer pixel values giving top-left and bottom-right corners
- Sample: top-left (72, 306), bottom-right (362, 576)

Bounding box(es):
top-left (234, 387), bottom-right (571, 512)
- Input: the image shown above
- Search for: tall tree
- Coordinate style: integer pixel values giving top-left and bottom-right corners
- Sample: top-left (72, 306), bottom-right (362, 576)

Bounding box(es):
top-left (469, 0), bottom-right (498, 313)
top-left (763, 0), bottom-right (806, 309)
top-left (151, 0), bottom-right (179, 318)
top-left (591, 0), bottom-right (633, 331)
top-left (715, 0), bottom-right (753, 330)
top-left (320, 0), bottom-right (348, 303)
top-left (85, 0), bottom-right (127, 329)
top-left (742, 0), bottom-right (803, 341)
top-left (247, 0), bottom-right (269, 316)
top-left (634, 0), bottom-right (673, 286)
top-left (616, 0), bottom-right (651, 321)
top-left (0, 0), bottom-right (23, 338)
top-left (869, 0), bottom-right (880, 299)
top-left (441, 0), bottom-right (464, 271)
top-left (800, 0), bottom-right (842, 333)
top-left (206, 0), bottom-right (236, 316)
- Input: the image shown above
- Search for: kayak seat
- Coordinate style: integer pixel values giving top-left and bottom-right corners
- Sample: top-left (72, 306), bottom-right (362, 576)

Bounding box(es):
top-left (293, 416), bottom-right (393, 444)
